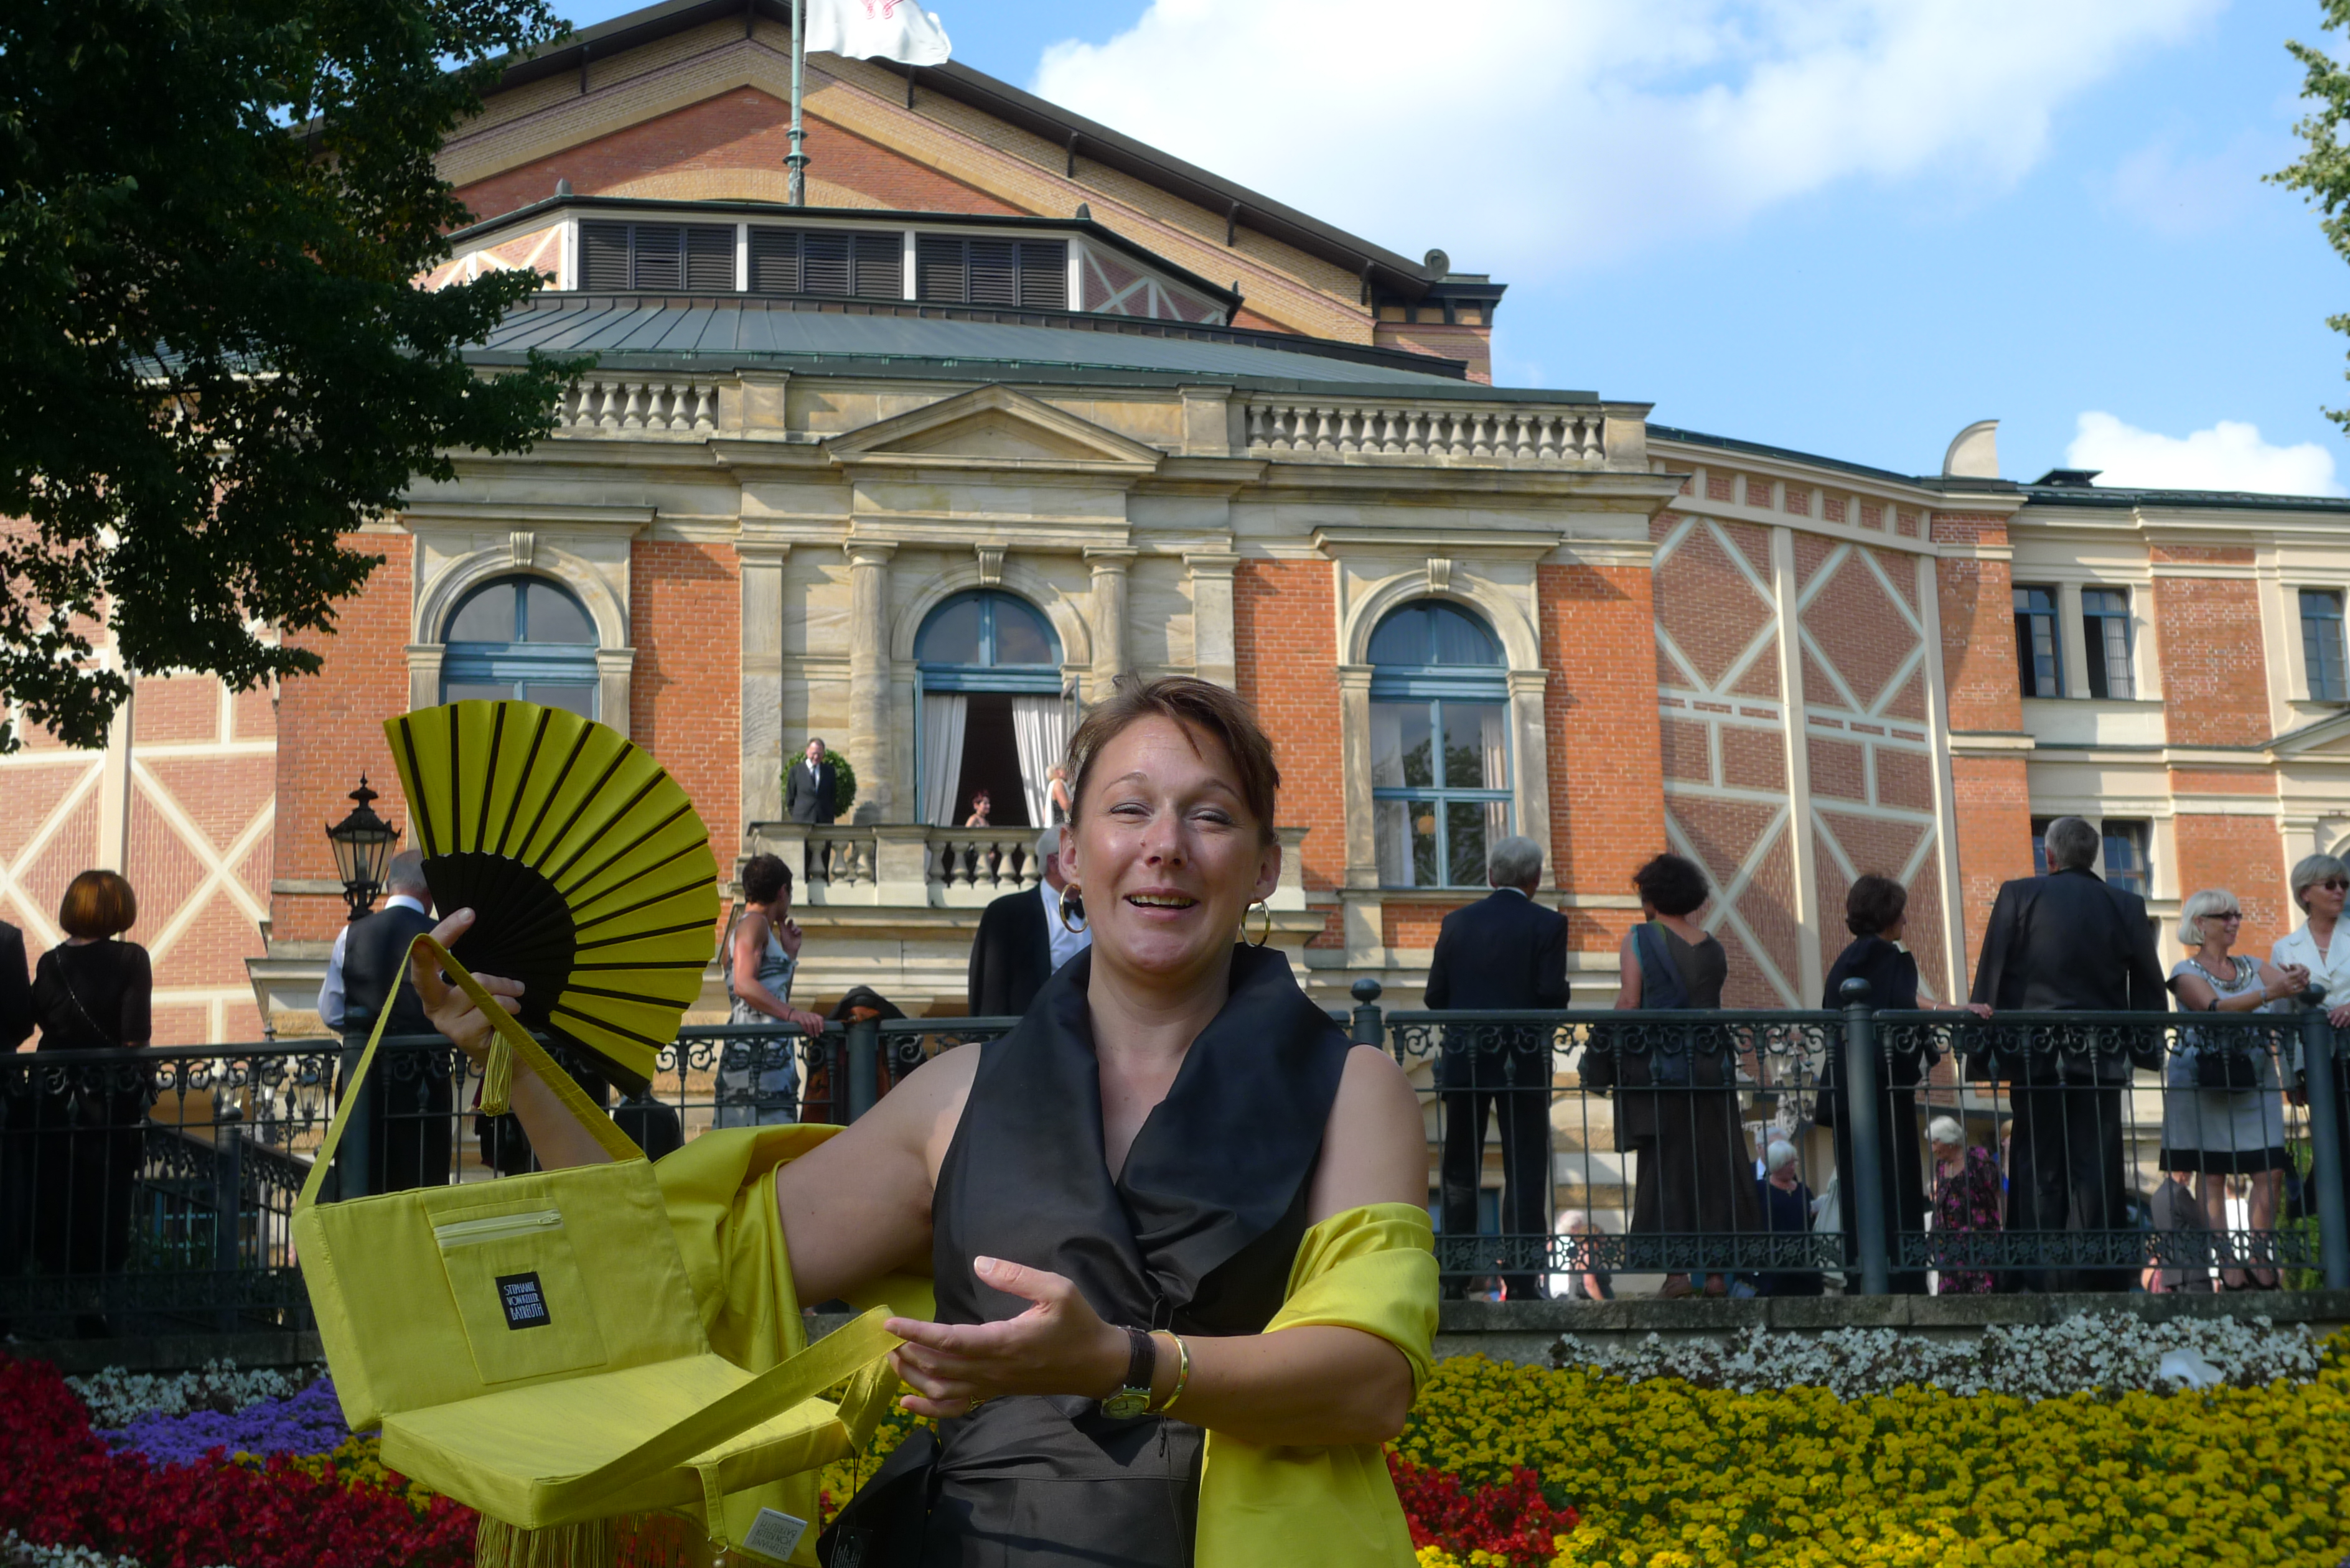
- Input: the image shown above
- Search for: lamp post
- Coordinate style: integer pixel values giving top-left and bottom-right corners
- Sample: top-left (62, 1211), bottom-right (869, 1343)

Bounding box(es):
top-left (325, 777), bottom-right (400, 922)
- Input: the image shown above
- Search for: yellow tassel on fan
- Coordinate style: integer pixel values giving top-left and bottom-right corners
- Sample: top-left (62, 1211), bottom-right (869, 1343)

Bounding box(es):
top-left (480, 1036), bottom-right (515, 1117)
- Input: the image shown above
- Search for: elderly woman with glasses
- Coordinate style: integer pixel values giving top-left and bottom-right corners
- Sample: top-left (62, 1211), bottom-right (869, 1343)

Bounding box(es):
top-left (2163, 889), bottom-right (2306, 1290)
top-left (2274, 853), bottom-right (2350, 1260)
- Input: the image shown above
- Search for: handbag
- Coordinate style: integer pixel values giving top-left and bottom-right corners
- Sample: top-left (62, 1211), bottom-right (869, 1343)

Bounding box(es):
top-left (294, 933), bottom-right (902, 1554)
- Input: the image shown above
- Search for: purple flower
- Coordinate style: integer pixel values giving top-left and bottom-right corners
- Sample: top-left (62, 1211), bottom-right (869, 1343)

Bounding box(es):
top-left (102, 1377), bottom-right (347, 1469)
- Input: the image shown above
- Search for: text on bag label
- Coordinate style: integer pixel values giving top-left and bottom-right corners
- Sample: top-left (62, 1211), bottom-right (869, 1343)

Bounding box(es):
top-left (741, 1509), bottom-right (808, 1561)
top-left (495, 1271), bottom-right (551, 1330)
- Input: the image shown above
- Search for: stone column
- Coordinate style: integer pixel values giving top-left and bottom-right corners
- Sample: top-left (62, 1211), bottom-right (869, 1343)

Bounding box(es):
top-left (739, 544), bottom-right (790, 828)
top-left (1507, 667), bottom-right (1552, 875)
top-left (1338, 664), bottom-right (1378, 889)
top-left (847, 541), bottom-right (896, 822)
top-left (594, 648), bottom-right (636, 740)
top-left (1087, 548), bottom-right (1135, 695)
top-left (1186, 552), bottom-right (1240, 689)
top-left (1769, 525), bottom-right (1823, 1005)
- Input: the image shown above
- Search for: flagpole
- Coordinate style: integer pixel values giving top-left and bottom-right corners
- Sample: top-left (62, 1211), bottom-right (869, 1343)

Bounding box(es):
top-left (787, 0), bottom-right (807, 205)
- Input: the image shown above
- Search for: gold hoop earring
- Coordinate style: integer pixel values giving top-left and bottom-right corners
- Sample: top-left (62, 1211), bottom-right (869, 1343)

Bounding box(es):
top-left (1242, 899), bottom-right (1272, 948)
top-left (1057, 885), bottom-right (1088, 934)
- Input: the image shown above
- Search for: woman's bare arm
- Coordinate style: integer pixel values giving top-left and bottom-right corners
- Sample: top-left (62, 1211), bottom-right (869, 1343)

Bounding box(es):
top-left (1613, 929), bottom-right (1642, 1010)
top-left (891, 1045), bottom-right (1432, 1447)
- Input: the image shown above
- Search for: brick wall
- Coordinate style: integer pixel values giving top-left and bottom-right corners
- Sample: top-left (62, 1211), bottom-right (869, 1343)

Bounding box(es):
top-left (2171, 812), bottom-right (2292, 958)
top-left (2152, 567), bottom-right (2272, 747)
top-left (630, 540), bottom-right (742, 884)
top-left (456, 88), bottom-right (1018, 224)
top-left (1232, 559), bottom-right (1341, 892)
top-left (1538, 562), bottom-right (1664, 953)
top-left (271, 535), bottom-right (416, 948)
top-left (1931, 514), bottom-right (2021, 734)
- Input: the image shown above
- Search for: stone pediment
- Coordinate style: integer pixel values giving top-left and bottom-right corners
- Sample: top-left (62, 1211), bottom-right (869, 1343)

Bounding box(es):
top-left (824, 386), bottom-right (1165, 478)
top-left (2273, 707), bottom-right (2350, 759)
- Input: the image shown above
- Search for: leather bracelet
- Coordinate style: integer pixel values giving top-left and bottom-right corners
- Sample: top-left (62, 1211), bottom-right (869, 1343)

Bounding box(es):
top-left (1153, 1332), bottom-right (1192, 1416)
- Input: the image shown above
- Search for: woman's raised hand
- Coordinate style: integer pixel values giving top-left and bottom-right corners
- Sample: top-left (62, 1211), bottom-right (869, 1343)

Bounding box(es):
top-left (885, 1257), bottom-right (1128, 1419)
top-left (406, 908), bottom-right (527, 1067)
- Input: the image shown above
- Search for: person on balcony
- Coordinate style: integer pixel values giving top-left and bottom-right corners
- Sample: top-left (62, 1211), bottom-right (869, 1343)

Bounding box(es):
top-left (25, 870), bottom-right (152, 1330)
top-left (411, 676), bottom-right (1437, 1566)
top-left (1592, 852), bottom-right (1761, 1299)
top-left (967, 825), bottom-right (1091, 1017)
top-left (1818, 874), bottom-right (1991, 1294)
top-left (714, 852), bottom-right (828, 1129)
top-left (2163, 889), bottom-right (2302, 1291)
top-left (1425, 834), bottom-right (1568, 1302)
top-left (2272, 852), bottom-right (2350, 1261)
top-left (963, 788), bottom-right (994, 828)
top-left (334, 851), bottom-right (449, 1195)
top-left (1968, 816), bottom-right (2168, 1293)
top-left (785, 737), bottom-right (838, 824)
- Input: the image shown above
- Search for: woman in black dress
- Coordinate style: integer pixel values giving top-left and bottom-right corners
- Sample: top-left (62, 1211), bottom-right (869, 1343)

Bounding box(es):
top-left (1819, 874), bottom-right (1989, 1294)
top-left (26, 871), bottom-right (153, 1305)
top-left (411, 678), bottom-right (1435, 1566)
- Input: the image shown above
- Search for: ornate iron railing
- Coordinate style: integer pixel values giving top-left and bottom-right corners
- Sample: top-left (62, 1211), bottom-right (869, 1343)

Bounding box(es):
top-left (2, 991), bottom-right (2342, 1338)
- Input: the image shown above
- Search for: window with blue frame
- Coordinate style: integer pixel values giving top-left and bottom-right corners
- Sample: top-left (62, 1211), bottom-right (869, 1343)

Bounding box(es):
top-left (916, 591), bottom-right (1067, 828)
top-left (440, 576), bottom-right (599, 716)
top-left (2303, 589), bottom-right (2348, 702)
top-left (1368, 601), bottom-right (1511, 888)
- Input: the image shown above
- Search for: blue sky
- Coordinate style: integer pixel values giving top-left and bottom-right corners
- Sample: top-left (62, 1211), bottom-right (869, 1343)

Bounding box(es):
top-left (560, 0), bottom-right (2350, 494)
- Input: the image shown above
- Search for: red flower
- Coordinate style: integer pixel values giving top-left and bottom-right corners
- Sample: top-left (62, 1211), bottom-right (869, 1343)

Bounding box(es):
top-left (0, 1356), bottom-right (477, 1568)
top-left (1388, 1452), bottom-right (1578, 1568)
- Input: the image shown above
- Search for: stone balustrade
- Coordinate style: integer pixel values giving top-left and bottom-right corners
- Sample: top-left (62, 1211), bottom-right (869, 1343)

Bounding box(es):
top-left (741, 823), bottom-right (1311, 911)
top-left (558, 376), bottom-right (722, 433)
top-left (1243, 399), bottom-right (1607, 466)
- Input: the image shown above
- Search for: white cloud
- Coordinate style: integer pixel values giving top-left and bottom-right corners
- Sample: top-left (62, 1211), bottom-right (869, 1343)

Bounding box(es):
top-left (1029, 0), bottom-right (2219, 279)
top-left (2066, 410), bottom-right (2345, 495)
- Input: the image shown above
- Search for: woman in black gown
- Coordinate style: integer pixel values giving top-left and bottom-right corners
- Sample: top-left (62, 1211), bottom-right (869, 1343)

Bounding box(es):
top-left (411, 678), bottom-right (1434, 1566)
top-left (1818, 874), bottom-right (1989, 1294)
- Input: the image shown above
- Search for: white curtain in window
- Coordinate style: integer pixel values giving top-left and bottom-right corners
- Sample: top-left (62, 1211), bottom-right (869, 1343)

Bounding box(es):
top-left (922, 692), bottom-right (968, 827)
top-left (1011, 696), bottom-right (1073, 827)
top-left (1480, 703), bottom-right (1510, 792)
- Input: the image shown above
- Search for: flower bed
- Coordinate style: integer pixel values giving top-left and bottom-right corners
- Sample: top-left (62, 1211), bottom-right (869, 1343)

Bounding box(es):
top-left (7, 1316), bottom-right (2348, 1568)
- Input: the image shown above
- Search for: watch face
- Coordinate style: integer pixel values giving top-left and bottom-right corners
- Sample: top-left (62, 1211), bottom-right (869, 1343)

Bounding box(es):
top-left (1100, 1389), bottom-right (1150, 1420)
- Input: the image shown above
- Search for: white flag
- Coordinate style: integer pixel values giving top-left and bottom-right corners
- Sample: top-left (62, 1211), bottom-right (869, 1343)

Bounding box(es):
top-left (802, 0), bottom-right (952, 67)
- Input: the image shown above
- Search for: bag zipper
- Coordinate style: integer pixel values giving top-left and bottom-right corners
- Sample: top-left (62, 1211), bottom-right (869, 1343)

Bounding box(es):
top-left (433, 1209), bottom-right (564, 1249)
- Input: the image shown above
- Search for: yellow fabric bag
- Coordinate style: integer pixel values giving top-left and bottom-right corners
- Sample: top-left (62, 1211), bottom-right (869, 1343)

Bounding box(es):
top-left (1194, 1202), bottom-right (1439, 1568)
top-left (292, 935), bottom-right (902, 1552)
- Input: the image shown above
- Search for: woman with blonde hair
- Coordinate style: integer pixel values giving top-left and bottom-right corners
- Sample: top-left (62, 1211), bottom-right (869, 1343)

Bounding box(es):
top-left (410, 678), bottom-right (1437, 1566)
top-left (2163, 888), bottom-right (2304, 1290)
top-left (2274, 852), bottom-right (2350, 1274)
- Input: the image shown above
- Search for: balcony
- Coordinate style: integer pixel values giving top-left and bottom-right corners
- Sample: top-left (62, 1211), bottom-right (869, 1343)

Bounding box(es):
top-left (739, 822), bottom-right (1313, 910)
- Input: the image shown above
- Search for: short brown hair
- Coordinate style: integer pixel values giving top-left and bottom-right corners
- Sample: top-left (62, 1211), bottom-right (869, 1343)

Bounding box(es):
top-left (1067, 676), bottom-right (1280, 844)
top-left (741, 852), bottom-right (792, 906)
top-left (59, 870), bottom-right (137, 940)
top-left (1845, 874), bottom-right (1908, 937)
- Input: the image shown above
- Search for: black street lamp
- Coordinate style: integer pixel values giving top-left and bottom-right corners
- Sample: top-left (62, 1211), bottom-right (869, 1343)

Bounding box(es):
top-left (325, 776), bottom-right (401, 921)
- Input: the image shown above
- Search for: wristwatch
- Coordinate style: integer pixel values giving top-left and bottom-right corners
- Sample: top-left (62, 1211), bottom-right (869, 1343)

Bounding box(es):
top-left (1100, 1325), bottom-right (1157, 1419)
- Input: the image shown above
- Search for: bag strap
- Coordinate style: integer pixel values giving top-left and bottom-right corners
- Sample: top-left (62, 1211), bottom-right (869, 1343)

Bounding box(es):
top-left (296, 932), bottom-right (643, 1213)
top-left (569, 1307), bottom-right (901, 1498)
top-left (1633, 923), bottom-right (1687, 1010)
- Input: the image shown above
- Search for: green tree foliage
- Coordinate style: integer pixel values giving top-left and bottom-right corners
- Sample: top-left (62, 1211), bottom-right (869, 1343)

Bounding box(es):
top-left (2276, 2), bottom-right (2350, 429)
top-left (0, 0), bottom-right (589, 751)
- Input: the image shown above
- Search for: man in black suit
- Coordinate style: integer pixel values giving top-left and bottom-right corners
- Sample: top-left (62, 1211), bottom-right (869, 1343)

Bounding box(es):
top-left (1970, 815), bottom-right (2168, 1292)
top-left (0, 917), bottom-right (32, 1051)
top-left (335, 851), bottom-right (450, 1197)
top-left (785, 737), bottom-right (838, 824)
top-left (1426, 834), bottom-right (1570, 1300)
top-left (967, 826), bottom-right (1090, 1016)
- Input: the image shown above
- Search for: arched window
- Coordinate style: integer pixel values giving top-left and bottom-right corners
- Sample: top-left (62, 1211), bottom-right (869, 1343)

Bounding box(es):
top-left (441, 576), bottom-right (600, 717)
top-left (1367, 600), bottom-right (1510, 887)
top-left (915, 591), bottom-right (1070, 828)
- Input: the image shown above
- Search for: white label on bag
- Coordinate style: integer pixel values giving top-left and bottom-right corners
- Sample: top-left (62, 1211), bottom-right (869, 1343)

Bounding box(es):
top-left (740, 1508), bottom-right (808, 1562)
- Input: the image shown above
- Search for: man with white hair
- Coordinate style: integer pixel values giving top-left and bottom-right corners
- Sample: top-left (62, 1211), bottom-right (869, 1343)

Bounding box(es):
top-left (966, 824), bottom-right (1090, 1016)
top-left (1970, 814), bottom-right (2168, 1292)
top-left (1426, 834), bottom-right (1570, 1300)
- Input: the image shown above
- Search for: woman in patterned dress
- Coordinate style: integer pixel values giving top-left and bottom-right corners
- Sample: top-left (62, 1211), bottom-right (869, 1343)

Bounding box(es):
top-left (1926, 1116), bottom-right (2001, 1294)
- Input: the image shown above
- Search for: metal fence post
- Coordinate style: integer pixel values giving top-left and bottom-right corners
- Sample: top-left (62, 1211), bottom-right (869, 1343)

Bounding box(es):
top-left (845, 1019), bottom-right (880, 1122)
top-left (212, 1111), bottom-right (244, 1333)
top-left (2299, 991), bottom-right (2350, 1290)
top-left (1351, 978), bottom-right (1385, 1055)
top-left (1838, 978), bottom-right (1890, 1297)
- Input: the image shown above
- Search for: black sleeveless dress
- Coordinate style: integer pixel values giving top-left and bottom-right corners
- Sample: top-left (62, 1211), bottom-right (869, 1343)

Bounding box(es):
top-left (908, 944), bottom-right (1351, 1567)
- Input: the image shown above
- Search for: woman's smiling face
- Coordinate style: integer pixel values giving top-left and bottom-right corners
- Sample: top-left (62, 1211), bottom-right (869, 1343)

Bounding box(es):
top-left (1065, 714), bottom-right (1280, 988)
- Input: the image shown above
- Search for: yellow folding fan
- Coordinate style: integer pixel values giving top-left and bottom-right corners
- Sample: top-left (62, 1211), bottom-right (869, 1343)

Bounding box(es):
top-left (383, 698), bottom-right (719, 1093)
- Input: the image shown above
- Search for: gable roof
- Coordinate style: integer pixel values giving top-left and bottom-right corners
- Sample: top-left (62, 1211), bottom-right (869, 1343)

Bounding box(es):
top-left (480, 0), bottom-right (1443, 301)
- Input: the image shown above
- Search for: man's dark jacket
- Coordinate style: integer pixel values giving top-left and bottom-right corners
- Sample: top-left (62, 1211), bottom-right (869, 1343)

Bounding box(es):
top-left (0, 918), bottom-right (34, 1050)
top-left (968, 885), bottom-right (1054, 1017)
top-left (785, 757), bottom-right (837, 825)
top-left (342, 902), bottom-right (438, 1039)
top-left (1969, 867), bottom-right (2168, 1081)
top-left (1425, 889), bottom-right (1571, 1015)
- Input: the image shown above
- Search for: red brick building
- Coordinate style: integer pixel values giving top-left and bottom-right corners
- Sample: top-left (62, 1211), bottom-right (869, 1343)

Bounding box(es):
top-left (4, 0), bottom-right (2348, 1050)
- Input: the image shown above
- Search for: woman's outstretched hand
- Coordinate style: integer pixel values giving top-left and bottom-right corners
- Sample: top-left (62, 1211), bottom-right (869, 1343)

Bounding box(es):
top-left (886, 1257), bottom-right (1128, 1418)
top-left (407, 909), bottom-right (527, 1066)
